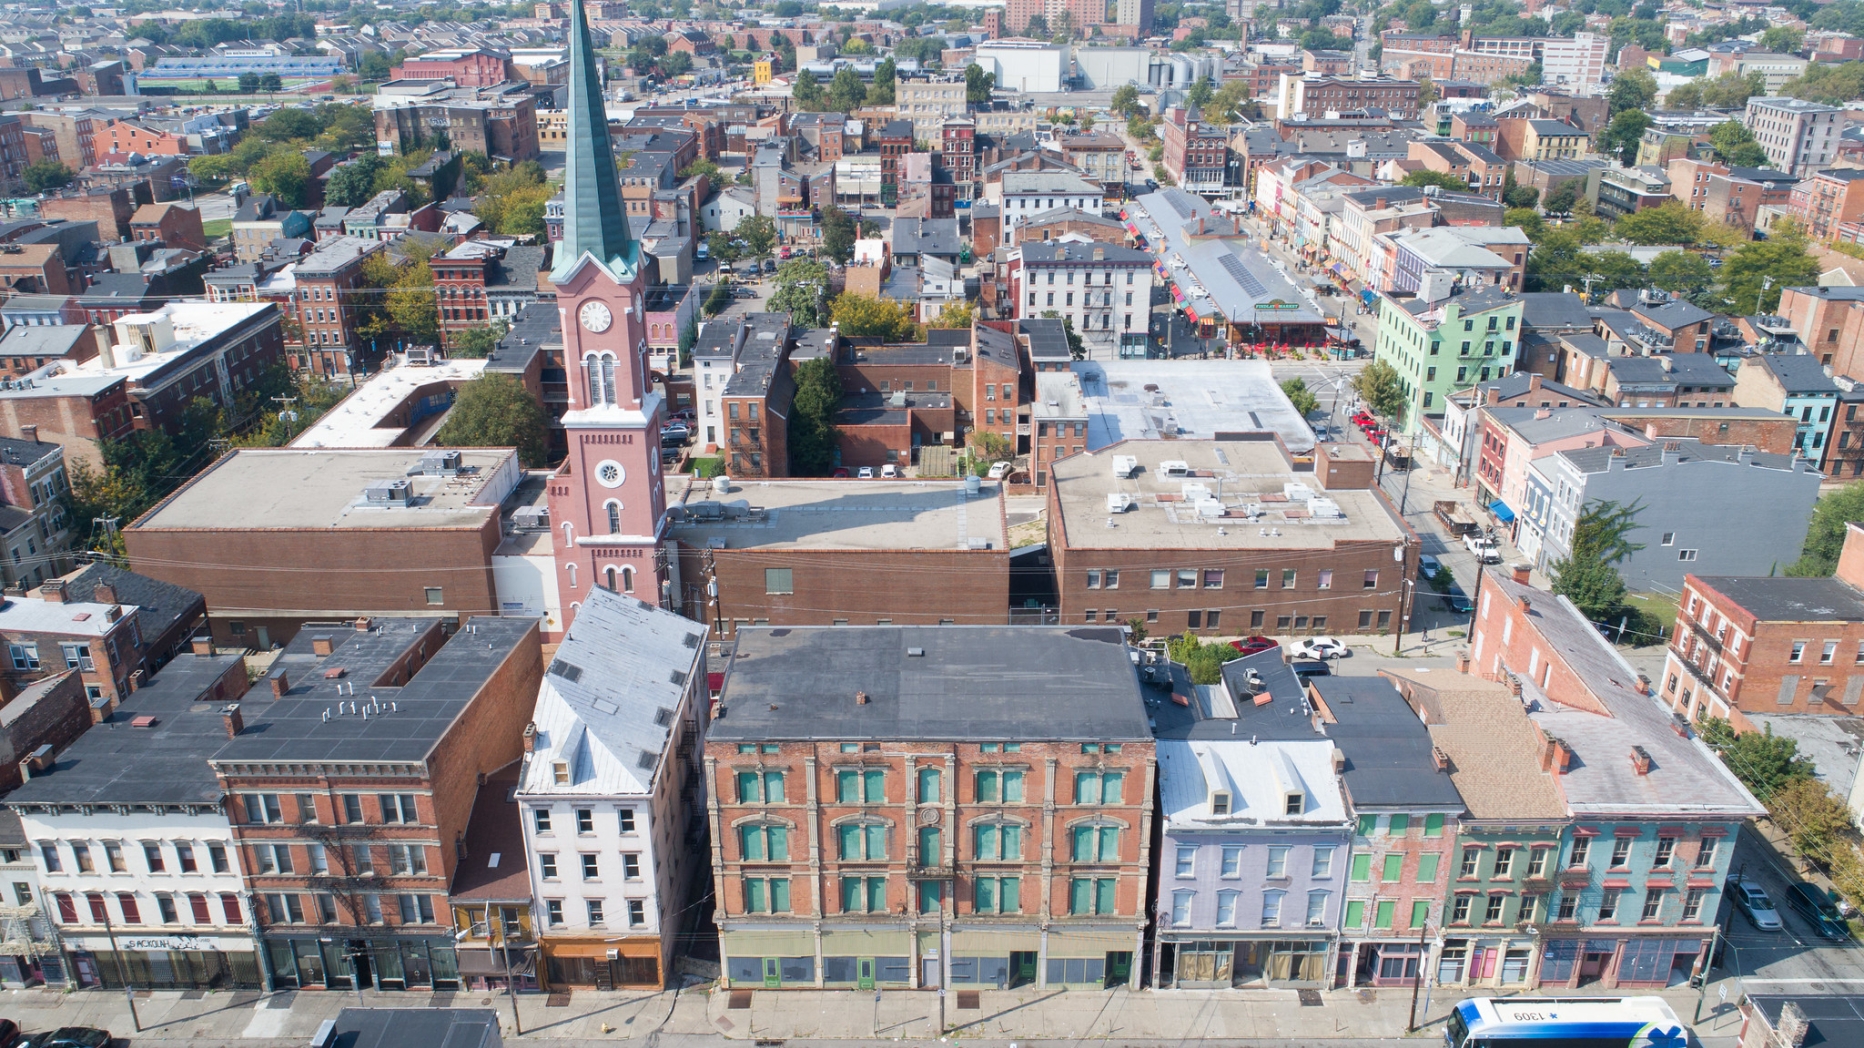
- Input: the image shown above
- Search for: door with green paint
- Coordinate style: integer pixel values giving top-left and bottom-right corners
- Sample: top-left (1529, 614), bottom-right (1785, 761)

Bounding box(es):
top-left (1010, 951), bottom-right (1038, 988)
top-left (857, 958), bottom-right (875, 990)
top-left (1104, 952), bottom-right (1132, 988)
top-left (762, 958), bottom-right (780, 988)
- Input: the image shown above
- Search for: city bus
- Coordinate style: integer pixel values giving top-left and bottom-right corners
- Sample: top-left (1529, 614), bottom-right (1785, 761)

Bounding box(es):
top-left (1446, 997), bottom-right (1689, 1048)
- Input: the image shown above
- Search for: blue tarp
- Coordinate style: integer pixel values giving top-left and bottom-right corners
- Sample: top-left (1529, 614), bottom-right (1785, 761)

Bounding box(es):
top-left (1489, 500), bottom-right (1516, 524)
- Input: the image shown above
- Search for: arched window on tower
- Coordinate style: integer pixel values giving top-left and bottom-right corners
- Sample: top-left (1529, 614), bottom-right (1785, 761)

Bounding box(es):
top-left (584, 352), bottom-right (618, 406)
top-left (606, 500), bottom-right (622, 534)
top-left (621, 566), bottom-right (635, 593)
top-left (603, 566), bottom-right (619, 592)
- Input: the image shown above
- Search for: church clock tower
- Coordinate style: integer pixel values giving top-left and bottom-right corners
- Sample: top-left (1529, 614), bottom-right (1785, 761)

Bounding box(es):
top-left (546, 0), bottom-right (666, 629)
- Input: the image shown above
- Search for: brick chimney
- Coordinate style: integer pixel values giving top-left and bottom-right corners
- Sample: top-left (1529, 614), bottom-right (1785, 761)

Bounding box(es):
top-left (190, 633), bottom-right (213, 657)
top-left (523, 721), bottom-right (537, 753)
top-left (40, 579), bottom-right (64, 604)
top-left (1518, 595), bottom-right (1532, 613)
top-left (93, 581), bottom-right (117, 605)
top-left (1457, 651), bottom-right (1471, 674)
top-left (222, 703), bottom-right (244, 738)
top-left (1511, 563), bottom-right (1532, 584)
top-left (1776, 1001), bottom-right (1810, 1048)
top-left (20, 424), bottom-right (37, 443)
top-left (311, 635), bottom-right (335, 657)
top-left (268, 668), bottom-right (289, 699)
top-left (1630, 745), bottom-right (1653, 776)
top-left (1541, 736), bottom-right (1572, 773)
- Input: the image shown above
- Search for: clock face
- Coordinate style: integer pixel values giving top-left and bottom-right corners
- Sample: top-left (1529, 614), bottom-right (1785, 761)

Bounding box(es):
top-left (595, 459), bottom-right (626, 489)
top-left (579, 301), bottom-right (613, 333)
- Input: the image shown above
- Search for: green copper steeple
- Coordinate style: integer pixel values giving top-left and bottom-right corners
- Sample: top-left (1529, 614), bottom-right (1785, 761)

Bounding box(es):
top-left (552, 0), bottom-right (636, 282)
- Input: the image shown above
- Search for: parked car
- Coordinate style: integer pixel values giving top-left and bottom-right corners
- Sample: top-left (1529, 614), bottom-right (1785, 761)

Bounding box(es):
top-left (0, 1020), bottom-right (18, 1048)
top-left (1289, 636), bottom-right (1349, 660)
top-left (1445, 588), bottom-right (1474, 615)
top-left (830, 467), bottom-right (850, 478)
top-left (23, 1030), bottom-right (109, 1048)
top-left (880, 464), bottom-right (899, 478)
top-left (1786, 882), bottom-right (1851, 940)
top-left (857, 467), bottom-right (875, 478)
top-left (1229, 636), bottom-right (1279, 656)
top-left (1290, 659), bottom-right (1331, 679)
top-left (987, 461), bottom-right (1013, 480)
top-left (1419, 554), bottom-right (1442, 579)
top-left (1730, 877), bottom-right (1784, 931)
top-left (762, 258), bottom-right (778, 273)
top-left (661, 421), bottom-right (691, 444)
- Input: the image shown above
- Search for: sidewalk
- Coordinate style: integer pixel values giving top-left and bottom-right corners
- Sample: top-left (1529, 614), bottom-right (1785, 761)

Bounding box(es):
top-left (0, 977), bottom-right (1750, 1046)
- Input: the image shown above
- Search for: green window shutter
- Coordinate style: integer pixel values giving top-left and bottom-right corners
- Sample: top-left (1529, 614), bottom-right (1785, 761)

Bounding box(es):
top-left (1344, 899), bottom-right (1365, 927)
top-left (1411, 900), bottom-right (1430, 928)
top-left (1070, 877), bottom-right (1091, 914)
top-left (837, 769), bottom-right (858, 802)
top-left (1096, 877), bottom-right (1117, 914)
top-left (770, 878), bottom-right (790, 912)
top-left (839, 824), bottom-right (861, 860)
top-left (976, 771), bottom-right (998, 803)
top-left (866, 823), bottom-right (886, 858)
top-left (1102, 772), bottom-right (1124, 804)
top-left (919, 826), bottom-right (939, 864)
top-left (1424, 813), bottom-right (1445, 838)
top-left (769, 827), bottom-right (788, 862)
top-left (1416, 854), bottom-right (1440, 883)
top-left (737, 771), bottom-right (759, 802)
top-left (1004, 825), bottom-right (1022, 860)
top-left (869, 878), bottom-right (886, 909)
top-left (1004, 771), bottom-right (1024, 801)
top-left (1374, 900), bottom-right (1395, 928)
top-left (976, 824), bottom-right (996, 861)
top-left (1100, 827), bottom-right (1120, 862)
top-left (764, 771), bottom-right (784, 802)
top-left (975, 876), bottom-right (996, 912)
top-left (1389, 813), bottom-right (1410, 834)
top-left (841, 876), bottom-right (861, 912)
top-left (1351, 853), bottom-right (1372, 881)
top-left (742, 827), bottom-right (765, 862)
top-left (744, 878), bottom-right (765, 913)
top-left (1382, 854), bottom-right (1403, 882)
top-left (1072, 825), bottom-right (1094, 861)
top-left (1356, 814), bottom-right (1377, 836)
top-left (864, 768), bottom-right (886, 802)
top-left (918, 767), bottom-right (940, 803)
top-left (1075, 772), bottom-right (1095, 804)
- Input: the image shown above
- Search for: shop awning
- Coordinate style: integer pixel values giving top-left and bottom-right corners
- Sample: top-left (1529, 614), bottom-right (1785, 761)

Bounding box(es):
top-left (457, 946), bottom-right (536, 977)
top-left (1490, 500), bottom-right (1516, 523)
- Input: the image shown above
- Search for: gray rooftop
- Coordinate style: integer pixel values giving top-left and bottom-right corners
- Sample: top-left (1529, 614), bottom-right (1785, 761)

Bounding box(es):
top-left (1308, 676), bottom-right (1467, 811)
top-left (8, 652), bottom-right (248, 806)
top-left (1746, 995), bottom-right (1864, 1048)
top-left (1758, 351), bottom-right (1839, 394)
top-left (1559, 440), bottom-right (1796, 475)
top-left (663, 476), bottom-right (1006, 551)
top-left (1519, 292), bottom-right (1595, 331)
top-left (1693, 575), bottom-right (1864, 622)
top-left (711, 625), bottom-right (1152, 743)
top-left (213, 616), bottom-right (535, 765)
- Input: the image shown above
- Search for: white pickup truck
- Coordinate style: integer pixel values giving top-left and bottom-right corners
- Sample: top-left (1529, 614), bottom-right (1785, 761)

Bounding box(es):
top-left (1464, 532), bottom-right (1502, 563)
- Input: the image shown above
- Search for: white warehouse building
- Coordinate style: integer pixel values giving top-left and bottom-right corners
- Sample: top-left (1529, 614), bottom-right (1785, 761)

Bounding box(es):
top-left (975, 41), bottom-right (1070, 93)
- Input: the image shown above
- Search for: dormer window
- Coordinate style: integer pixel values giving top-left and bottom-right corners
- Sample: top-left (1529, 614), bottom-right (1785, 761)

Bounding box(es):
top-left (1284, 792), bottom-right (1304, 816)
top-left (552, 761), bottom-right (570, 785)
top-left (1210, 792), bottom-right (1231, 816)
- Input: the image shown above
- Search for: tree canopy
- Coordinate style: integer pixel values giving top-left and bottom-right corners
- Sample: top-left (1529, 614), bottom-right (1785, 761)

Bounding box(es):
top-left (434, 374), bottom-right (548, 467)
top-left (1551, 499), bottom-right (1643, 621)
top-left (831, 293), bottom-right (917, 340)
top-left (787, 356), bottom-right (842, 476)
top-left (1788, 480), bottom-right (1864, 576)
top-left (1352, 359), bottom-right (1407, 423)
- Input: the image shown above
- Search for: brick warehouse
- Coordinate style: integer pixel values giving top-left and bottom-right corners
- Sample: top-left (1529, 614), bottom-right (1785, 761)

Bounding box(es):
top-left (666, 476), bottom-right (1011, 634)
top-left (1047, 440), bottom-right (1420, 638)
top-left (707, 625), bottom-right (1155, 991)
top-left (214, 615), bottom-right (543, 992)
top-left (125, 448), bottom-right (521, 648)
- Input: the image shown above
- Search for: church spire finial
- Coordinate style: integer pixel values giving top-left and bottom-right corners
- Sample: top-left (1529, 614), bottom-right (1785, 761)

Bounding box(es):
top-left (552, 0), bottom-right (636, 282)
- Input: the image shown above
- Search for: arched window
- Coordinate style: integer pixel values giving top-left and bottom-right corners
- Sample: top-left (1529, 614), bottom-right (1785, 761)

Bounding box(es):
top-left (606, 500), bottom-right (621, 534)
top-left (603, 566), bottom-right (618, 592)
top-left (564, 563), bottom-right (578, 589)
top-left (620, 566), bottom-right (635, 593)
top-left (584, 352), bottom-right (617, 406)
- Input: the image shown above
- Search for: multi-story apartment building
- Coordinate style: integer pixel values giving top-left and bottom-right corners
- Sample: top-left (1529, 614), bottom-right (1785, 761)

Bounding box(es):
top-left (1057, 131), bottom-right (1124, 194)
top-left (518, 590), bottom-right (708, 990)
top-left (212, 615), bottom-right (542, 993)
top-left (1046, 440), bottom-right (1419, 637)
top-left (1152, 654), bottom-right (1351, 989)
top-left (1310, 675), bottom-right (1464, 989)
top-left (1731, 351), bottom-right (1840, 456)
top-left (1744, 97), bottom-right (1841, 177)
top-left (1005, 241), bottom-right (1154, 337)
top-left (707, 625), bottom-right (1155, 992)
top-left (22, 111), bottom-right (100, 170)
top-left (231, 195), bottom-right (312, 264)
top-left (1665, 159), bottom-right (1798, 236)
top-left (1275, 75), bottom-right (1423, 121)
top-left (1384, 667), bottom-right (1565, 991)
top-left (1494, 118), bottom-right (1588, 163)
top-left (0, 434), bottom-right (71, 590)
top-left (875, 119), bottom-right (913, 207)
top-left (997, 171), bottom-right (1102, 230)
top-left (1664, 522), bottom-right (1864, 724)
top-left (1373, 284), bottom-right (1525, 432)
top-left (1160, 105), bottom-right (1232, 195)
top-left (1788, 168), bottom-right (1864, 241)
top-left (10, 647), bottom-right (257, 989)
top-left (1472, 569), bottom-right (1763, 989)
top-left (431, 242), bottom-right (548, 350)
top-left (1779, 285), bottom-right (1864, 373)
top-left (0, 579), bottom-right (154, 714)
top-left (940, 118), bottom-right (978, 202)
top-left (292, 236), bottom-right (385, 378)
top-left (896, 77), bottom-right (967, 146)
top-left (372, 80), bottom-right (540, 162)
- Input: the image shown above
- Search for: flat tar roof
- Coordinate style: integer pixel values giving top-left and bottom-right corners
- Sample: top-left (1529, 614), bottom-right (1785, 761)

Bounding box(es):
top-left (711, 625), bottom-right (1151, 742)
top-left (664, 476), bottom-right (1007, 551)
top-left (134, 448), bottom-right (521, 532)
top-left (292, 357), bottom-right (488, 449)
top-left (1074, 359), bottom-right (1315, 452)
top-left (1050, 439), bottom-right (1408, 551)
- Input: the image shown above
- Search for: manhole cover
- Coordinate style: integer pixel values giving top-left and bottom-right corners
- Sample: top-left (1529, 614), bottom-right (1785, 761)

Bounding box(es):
top-left (1298, 989), bottom-right (1322, 1006)
top-left (728, 990), bottom-right (753, 1010)
top-left (957, 991), bottom-right (980, 1010)
top-left (546, 993), bottom-right (572, 1007)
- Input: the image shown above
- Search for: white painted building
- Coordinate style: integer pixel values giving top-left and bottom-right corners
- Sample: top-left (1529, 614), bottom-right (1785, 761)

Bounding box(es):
top-left (516, 588), bottom-right (708, 989)
top-left (1538, 33), bottom-right (1608, 94)
top-left (995, 172), bottom-right (1103, 228)
top-left (1744, 97), bottom-right (1841, 177)
top-left (974, 41), bottom-right (1069, 93)
top-left (8, 652), bottom-right (260, 989)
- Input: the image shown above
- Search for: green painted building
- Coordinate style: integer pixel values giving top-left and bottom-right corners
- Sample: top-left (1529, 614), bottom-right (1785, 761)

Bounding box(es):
top-left (1373, 284), bottom-right (1524, 434)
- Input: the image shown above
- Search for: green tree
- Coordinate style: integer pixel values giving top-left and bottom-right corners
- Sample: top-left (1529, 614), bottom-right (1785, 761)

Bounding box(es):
top-left (1710, 120), bottom-right (1771, 168)
top-left (1541, 180), bottom-right (1579, 216)
top-left (434, 375), bottom-right (548, 467)
top-left (927, 300), bottom-right (973, 329)
top-left (1597, 109), bottom-right (1652, 165)
top-left (238, 72), bottom-right (260, 93)
top-left (1607, 66), bottom-right (1658, 115)
top-left (831, 292), bottom-right (916, 340)
top-left (679, 157), bottom-right (722, 180)
top-left (1783, 60), bottom-right (1864, 105)
top-left (323, 156), bottom-right (381, 208)
top-left (1206, 78), bottom-right (1251, 123)
top-left (1664, 81), bottom-right (1704, 110)
top-left (1503, 181), bottom-right (1540, 210)
top-left (1551, 499), bottom-right (1644, 621)
top-left (1506, 207), bottom-right (1546, 238)
top-left (1187, 77), bottom-right (1214, 110)
top-left (768, 259), bottom-right (829, 327)
top-left (1167, 633), bottom-right (1242, 685)
top-left (1110, 83), bottom-right (1140, 116)
top-left (703, 282), bottom-right (732, 316)
top-left (1720, 219), bottom-right (1819, 314)
top-left (259, 73), bottom-right (282, 93)
top-left (1700, 70), bottom-right (1765, 108)
top-left (21, 159), bottom-right (74, 193)
top-left (1787, 479), bottom-right (1864, 575)
top-left (1614, 200), bottom-right (1704, 245)
top-left (1647, 250), bottom-right (1715, 298)
top-left (787, 356), bottom-right (842, 476)
top-left (867, 57), bottom-right (897, 105)
top-left (248, 150), bottom-right (311, 208)
top-left (1400, 169), bottom-right (1467, 193)
top-left (706, 231), bottom-right (741, 266)
top-left (828, 65), bottom-right (867, 111)
top-left (1281, 377), bottom-right (1320, 417)
top-left (1352, 359), bottom-right (1407, 422)
top-left (1759, 26), bottom-right (1806, 54)
top-left (449, 321), bottom-right (508, 359)
top-left (965, 63), bottom-right (995, 103)
top-left (819, 203), bottom-right (858, 263)
top-left (256, 107), bottom-right (322, 142)
top-left (1699, 718), bottom-right (1816, 800)
top-left (791, 69), bottom-right (824, 110)
top-left (737, 214), bottom-right (777, 257)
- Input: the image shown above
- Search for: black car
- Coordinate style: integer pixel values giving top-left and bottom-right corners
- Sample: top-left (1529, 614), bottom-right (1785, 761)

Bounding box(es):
top-left (24, 1029), bottom-right (109, 1048)
top-left (1290, 659), bottom-right (1331, 679)
top-left (1786, 882), bottom-right (1852, 940)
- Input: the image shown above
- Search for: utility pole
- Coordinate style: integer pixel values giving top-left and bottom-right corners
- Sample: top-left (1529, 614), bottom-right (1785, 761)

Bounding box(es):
top-left (272, 395), bottom-right (299, 441)
top-left (101, 912), bottom-right (140, 1031)
top-left (1406, 921), bottom-right (1431, 1032)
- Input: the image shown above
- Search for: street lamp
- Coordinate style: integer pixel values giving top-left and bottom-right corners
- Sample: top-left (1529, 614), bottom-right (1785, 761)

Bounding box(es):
top-left (457, 914), bottom-right (523, 1035)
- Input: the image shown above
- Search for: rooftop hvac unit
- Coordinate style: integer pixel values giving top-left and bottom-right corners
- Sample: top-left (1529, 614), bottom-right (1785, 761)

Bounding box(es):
top-left (1159, 459), bottom-right (1191, 478)
top-left (405, 344), bottom-right (437, 366)
top-left (421, 449), bottom-right (462, 475)
top-left (1106, 492), bottom-right (1137, 514)
top-left (1309, 497), bottom-right (1345, 519)
top-left (1111, 454), bottom-right (1139, 479)
top-left (512, 505), bottom-right (549, 530)
top-left (364, 478), bottom-right (413, 505)
top-left (1281, 482), bottom-right (1316, 502)
top-left (1195, 497), bottom-right (1225, 519)
top-left (1182, 482), bottom-right (1212, 502)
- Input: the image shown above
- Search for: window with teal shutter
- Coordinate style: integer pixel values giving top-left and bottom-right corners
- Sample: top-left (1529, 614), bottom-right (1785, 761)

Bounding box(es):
top-left (917, 767), bottom-right (941, 803)
top-left (1424, 813), bottom-right (1445, 838)
top-left (1070, 877), bottom-right (1092, 914)
top-left (1382, 854), bottom-right (1403, 881)
top-left (1096, 877), bottom-right (1117, 914)
top-left (864, 768), bottom-right (886, 802)
top-left (1351, 853), bottom-right (1372, 881)
top-left (837, 769), bottom-right (859, 802)
top-left (1357, 814), bottom-right (1377, 836)
top-left (1101, 772), bottom-right (1124, 803)
top-left (1388, 813), bottom-right (1409, 834)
